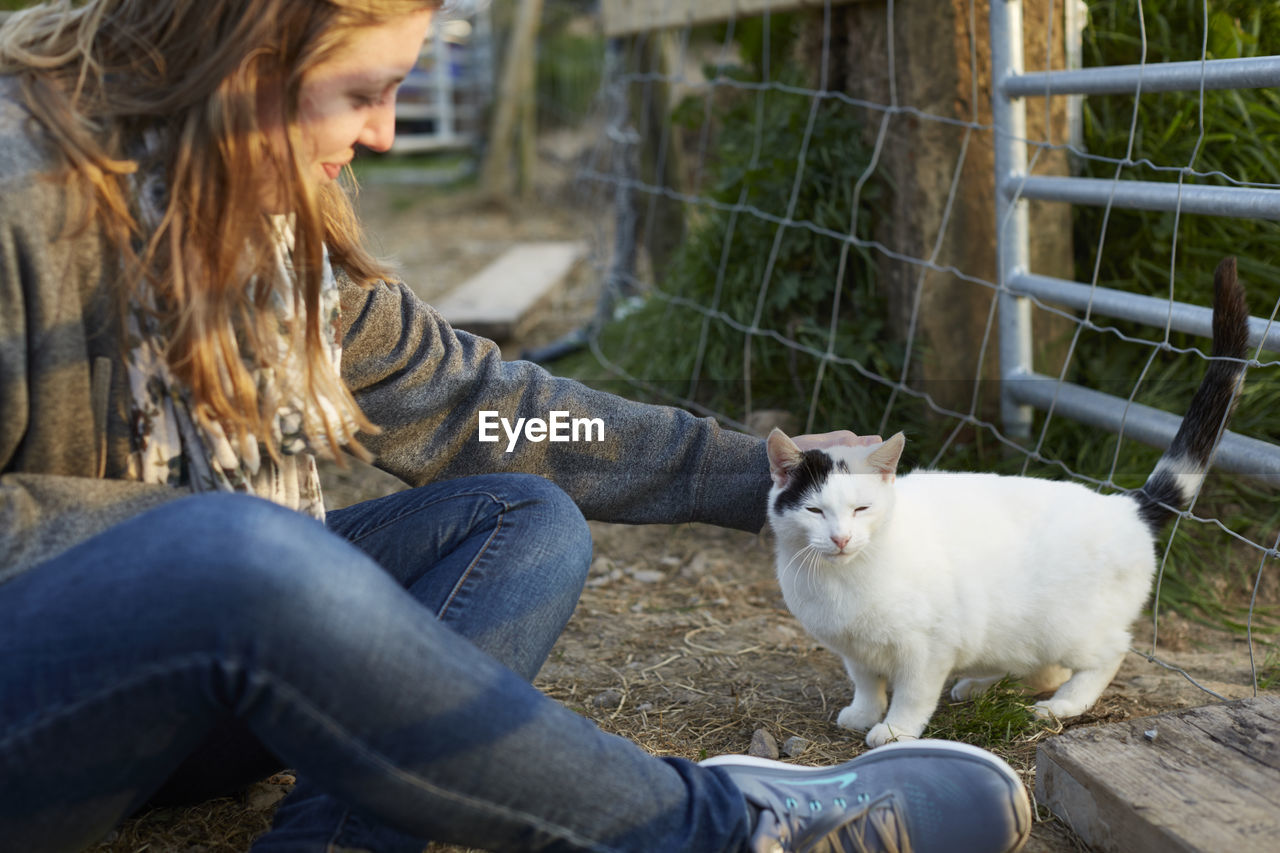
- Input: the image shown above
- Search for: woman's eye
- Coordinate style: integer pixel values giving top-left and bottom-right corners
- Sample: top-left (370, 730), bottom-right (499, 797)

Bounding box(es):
top-left (352, 94), bottom-right (384, 108)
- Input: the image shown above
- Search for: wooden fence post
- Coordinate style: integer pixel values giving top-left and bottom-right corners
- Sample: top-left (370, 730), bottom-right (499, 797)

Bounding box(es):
top-left (481, 0), bottom-right (544, 200)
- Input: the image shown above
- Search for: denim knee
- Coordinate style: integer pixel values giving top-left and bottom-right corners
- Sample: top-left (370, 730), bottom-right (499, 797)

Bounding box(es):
top-left (493, 473), bottom-right (593, 577)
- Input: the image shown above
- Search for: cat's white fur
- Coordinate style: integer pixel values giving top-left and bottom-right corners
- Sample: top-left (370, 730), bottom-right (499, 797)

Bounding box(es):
top-left (766, 431), bottom-right (1154, 748)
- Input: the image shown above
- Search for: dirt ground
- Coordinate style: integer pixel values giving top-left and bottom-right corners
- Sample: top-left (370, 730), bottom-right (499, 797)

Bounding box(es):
top-left (94, 151), bottom-right (1276, 853)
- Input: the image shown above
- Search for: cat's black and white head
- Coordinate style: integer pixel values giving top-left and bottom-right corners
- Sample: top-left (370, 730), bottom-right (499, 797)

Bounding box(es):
top-left (765, 428), bottom-right (906, 561)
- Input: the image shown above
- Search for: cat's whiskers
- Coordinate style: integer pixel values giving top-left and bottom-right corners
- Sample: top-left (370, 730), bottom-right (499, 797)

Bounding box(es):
top-left (780, 544), bottom-right (829, 599)
top-left (801, 544), bottom-right (827, 598)
top-left (778, 543), bottom-right (816, 586)
top-left (810, 549), bottom-right (826, 597)
top-left (777, 545), bottom-right (804, 579)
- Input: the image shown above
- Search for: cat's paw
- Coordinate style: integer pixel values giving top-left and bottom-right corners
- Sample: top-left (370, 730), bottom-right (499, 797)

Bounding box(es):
top-left (950, 676), bottom-right (1001, 702)
top-left (836, 703), bottom-right (882, 733)
top-left (1031, 698), bottom-right (1088, 720)
top-left (865, 722), bottom-right (919, 749)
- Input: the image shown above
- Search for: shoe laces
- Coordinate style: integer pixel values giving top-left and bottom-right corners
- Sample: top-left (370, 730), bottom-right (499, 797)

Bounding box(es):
top-left (843, 795), bottom-right (912, 853)
top-left (763, 791), bottom-right (912, 853)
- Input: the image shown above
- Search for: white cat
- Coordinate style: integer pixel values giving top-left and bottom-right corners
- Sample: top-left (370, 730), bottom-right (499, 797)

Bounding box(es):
top-left (766, 258), bottom-right (1249, 748)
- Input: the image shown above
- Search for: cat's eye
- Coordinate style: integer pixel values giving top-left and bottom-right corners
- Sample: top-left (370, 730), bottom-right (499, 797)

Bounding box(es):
top-left (806, 507), bottom-right (823, 515)
top-left (852, 506), bottom-right (870, 515)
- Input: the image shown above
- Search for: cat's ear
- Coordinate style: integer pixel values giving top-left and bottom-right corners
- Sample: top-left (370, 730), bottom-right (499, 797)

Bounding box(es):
top-left (766, 428), bottom-right (803, 489)
top-left (867, 432), bottom-right (906, 481)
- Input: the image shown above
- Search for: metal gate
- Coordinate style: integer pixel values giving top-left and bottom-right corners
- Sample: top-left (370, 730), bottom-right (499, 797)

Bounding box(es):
top-left (990, 0), bottom-right (1280, 483)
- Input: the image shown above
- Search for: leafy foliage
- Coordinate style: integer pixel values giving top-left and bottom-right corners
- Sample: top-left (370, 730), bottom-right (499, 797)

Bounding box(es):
top-left (924, 679), bottom-right (1051, 748)
top-left (535, 8), bottom-right (604, 129)
top-left (589, 61), bottom-right (895, 428)
top-left (1068, 0), bottom-right (1280, 628)
top-left (1076, 0), bottom-right (1280, 296)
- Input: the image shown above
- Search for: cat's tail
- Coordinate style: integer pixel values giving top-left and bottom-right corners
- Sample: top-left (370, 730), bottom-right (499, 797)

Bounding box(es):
top-left (1134, 256), bottom-right (1250, 535)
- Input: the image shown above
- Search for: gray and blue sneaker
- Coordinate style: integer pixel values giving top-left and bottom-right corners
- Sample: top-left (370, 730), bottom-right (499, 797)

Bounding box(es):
top-left (701, 739), bottom-right (1031, 853)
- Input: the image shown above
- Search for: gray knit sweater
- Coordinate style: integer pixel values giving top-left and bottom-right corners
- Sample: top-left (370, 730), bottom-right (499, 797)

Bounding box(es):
top-left (0, 77), bottom-right (771, 585)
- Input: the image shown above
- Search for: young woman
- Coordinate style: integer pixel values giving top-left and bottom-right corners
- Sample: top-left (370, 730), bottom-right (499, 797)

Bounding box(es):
top-left (0, 2), bottom-right (1033, 851)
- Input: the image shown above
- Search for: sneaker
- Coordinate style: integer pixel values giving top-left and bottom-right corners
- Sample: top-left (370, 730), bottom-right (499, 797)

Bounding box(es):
top-left (700, 739), bottom-right (1031, 853)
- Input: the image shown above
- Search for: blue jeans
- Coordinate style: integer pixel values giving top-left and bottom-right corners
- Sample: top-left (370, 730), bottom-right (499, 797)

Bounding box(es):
top-left (0, 474), bottom-right (751, 852)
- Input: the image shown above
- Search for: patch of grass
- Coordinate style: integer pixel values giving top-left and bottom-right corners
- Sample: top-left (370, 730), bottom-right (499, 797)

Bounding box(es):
top-left (97, 795), bottom-right (274, 852)
top-left (924, 679), bottom-right (1054, 750)
top-left (1078, 0), bottom-right (1280, 296)
top-left (1255, 645), bottom-right (1280, 691)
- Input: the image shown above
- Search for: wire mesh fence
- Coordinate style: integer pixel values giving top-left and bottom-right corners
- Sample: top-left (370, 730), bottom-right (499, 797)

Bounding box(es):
top-left (546, 0), bottom-right (1280, 698)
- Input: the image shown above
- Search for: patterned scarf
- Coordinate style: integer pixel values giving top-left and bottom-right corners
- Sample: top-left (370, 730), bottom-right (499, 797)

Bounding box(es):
top-left (123, 167), bottom-right (343, 521)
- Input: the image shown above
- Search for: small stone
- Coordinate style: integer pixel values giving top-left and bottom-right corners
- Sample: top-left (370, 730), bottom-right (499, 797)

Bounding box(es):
top-left (682, 553), bottom-right (712, 579)
top-left (243, 781), bottom-right (289, 811)
top-left (590, 689), bottom-right (623, 709)
top-left (630, 568), bottom-right (666, 584)
top-left (782, 736), bottom-right (810, 758)
top-left (749, 728), bottom-right (780, 759)
top-left (1144, 728), bottom-right (1158, 742)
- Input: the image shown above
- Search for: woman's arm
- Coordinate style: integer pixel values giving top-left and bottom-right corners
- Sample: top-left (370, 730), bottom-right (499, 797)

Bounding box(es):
top-left (340, 277), bottom-right (773, 532)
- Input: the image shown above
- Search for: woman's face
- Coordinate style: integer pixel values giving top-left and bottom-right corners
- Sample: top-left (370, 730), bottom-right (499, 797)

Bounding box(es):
top-left (293, 9), bottom-right (435, 185)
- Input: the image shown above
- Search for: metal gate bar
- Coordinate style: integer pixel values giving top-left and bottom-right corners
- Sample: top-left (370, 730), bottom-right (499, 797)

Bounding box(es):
top-left (1007, 54), bottom-right (1280, 96)
top-left (1009, 177), bottom-right (1280, 220)
top-left (1009, 271), bottom-right (1280, 354)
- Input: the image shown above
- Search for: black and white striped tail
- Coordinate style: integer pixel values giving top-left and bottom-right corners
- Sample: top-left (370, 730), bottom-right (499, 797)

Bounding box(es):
top-left (1135, 256), bottom-right (1250, 535)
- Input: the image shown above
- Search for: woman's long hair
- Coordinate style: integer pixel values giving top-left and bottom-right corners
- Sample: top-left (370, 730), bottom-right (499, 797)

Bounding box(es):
top-left (0, 0), bottom-right (437, 456)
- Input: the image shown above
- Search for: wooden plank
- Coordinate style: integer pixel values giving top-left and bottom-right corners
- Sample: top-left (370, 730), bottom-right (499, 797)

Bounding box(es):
top-left (1036, 695), bottom-right (1280, 853)
top-left (601, 0), bottom-right (867, 37)
top-left (432, 241), bottom-right (586, 341)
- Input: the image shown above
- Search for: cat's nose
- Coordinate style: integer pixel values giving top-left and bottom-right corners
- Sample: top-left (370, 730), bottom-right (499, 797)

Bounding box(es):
top-left (831, 534), bottom-right (850, 551)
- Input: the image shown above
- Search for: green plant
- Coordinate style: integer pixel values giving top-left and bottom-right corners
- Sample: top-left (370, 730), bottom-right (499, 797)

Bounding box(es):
top-left (535, 11), bottom-right (604, 128)
top-left (1256, 645), bottom-right (1280, 691)
top-left (582, 62), bottom-right (898, 431)
top-left (1069, 0), bottom-right (1280, 627)
top-left (923, 679), bottom-right (1051, 749)
top-left (1076, 0), bottom-right (1280, 295)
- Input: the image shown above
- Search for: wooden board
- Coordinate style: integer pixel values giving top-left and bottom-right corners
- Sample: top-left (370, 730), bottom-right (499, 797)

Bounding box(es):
top-left (601, 0), bottom-right (867, 37)
top-left (431, 241), bottom-right (586, 341)
top-left (1036, 695), bottom-right (1280, 853)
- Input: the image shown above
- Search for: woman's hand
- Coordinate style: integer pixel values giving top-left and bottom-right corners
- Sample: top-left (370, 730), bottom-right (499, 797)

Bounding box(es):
top-left (791, 430), bottom-right (882, 452)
